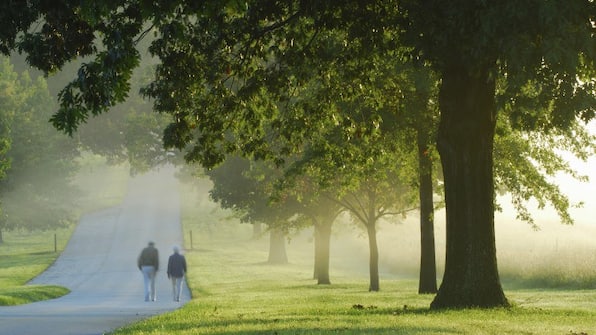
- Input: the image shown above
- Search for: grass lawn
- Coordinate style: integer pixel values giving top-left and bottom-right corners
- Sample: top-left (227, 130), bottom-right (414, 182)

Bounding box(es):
top-left (108, 185), bottom-right (596, 335)
top-left (108, 228), bottom-right (596, 335)
top-left (0, 229), bottom-right (71, 305)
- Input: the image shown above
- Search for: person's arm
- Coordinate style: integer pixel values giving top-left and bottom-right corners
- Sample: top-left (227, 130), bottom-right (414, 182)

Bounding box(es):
top-left (137, 251), bottom-right (143, 270)
top-left (167, 256), bottom-right (172, 278)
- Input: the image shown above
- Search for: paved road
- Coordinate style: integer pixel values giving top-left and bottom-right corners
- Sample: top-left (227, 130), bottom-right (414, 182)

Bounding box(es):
top-left (0, 167), bottom-right (190, 335)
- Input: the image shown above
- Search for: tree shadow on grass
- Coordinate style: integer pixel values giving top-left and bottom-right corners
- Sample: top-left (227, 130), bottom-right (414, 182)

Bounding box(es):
top-left (121, 302), bottom-right (457, 335)
top-left (127, 314), bottom-right (456, 335)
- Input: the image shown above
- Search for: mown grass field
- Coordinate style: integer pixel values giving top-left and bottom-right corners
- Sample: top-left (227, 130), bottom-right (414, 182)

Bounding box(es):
top-left (2, 174), bottom-right (595, 334)
top-left (107, 222), bottom-right (596, 335)
top-left (108, 182), bottom-right (596, 335)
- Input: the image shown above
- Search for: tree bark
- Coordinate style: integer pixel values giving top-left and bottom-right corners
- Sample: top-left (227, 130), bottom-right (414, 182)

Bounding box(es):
top-left (313, 221), bottom-right (332, 284)
top-left (417, 130), bottom-right (437, 294)
top-left (431, 63), bottom-right (509, 308)
top-left (267, 228), bottom-right (288, 264)
top-left (366, 223), bottom-right (380, 291)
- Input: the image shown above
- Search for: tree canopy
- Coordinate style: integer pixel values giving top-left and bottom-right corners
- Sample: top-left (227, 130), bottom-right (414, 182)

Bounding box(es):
top-left (1, 1), bottom-right (594, 309)
top-left (0, 57), bottom-right (80, 237)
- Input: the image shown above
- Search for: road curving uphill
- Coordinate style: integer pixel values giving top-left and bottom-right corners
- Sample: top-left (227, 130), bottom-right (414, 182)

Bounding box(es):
top-left (0, 166), bottom-right (190, 335)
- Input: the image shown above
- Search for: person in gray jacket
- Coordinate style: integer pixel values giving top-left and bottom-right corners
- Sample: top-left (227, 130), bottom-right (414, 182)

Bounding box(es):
top-left (137, 241), bottom-right (159, 302)
top-left (167, 246), bottom-right (187, 302)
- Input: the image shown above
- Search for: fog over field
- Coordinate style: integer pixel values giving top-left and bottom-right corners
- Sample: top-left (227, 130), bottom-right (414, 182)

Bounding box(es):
top-left (264, 135), bottom-right (596, 288)
top-left (307, 150), bottom-right (596, 287)
top-left (191, 159), bottom-right (596, 290)
top-left (14, 126), bottom-right (591, 291)
top-left (62, 122), bottom-right (596, 290)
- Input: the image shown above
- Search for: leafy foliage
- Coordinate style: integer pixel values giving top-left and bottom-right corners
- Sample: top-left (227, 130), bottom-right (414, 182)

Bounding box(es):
top-left (0, 57), bottom-right (80, 232)
top-left (494, 116), bottom-right (596, 228)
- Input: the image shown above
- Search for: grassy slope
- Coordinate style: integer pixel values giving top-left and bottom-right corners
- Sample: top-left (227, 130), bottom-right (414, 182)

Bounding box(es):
top-left (0, 229), bottom-right (71, 305)
top-left (109, 182), bottom-right (596, 335)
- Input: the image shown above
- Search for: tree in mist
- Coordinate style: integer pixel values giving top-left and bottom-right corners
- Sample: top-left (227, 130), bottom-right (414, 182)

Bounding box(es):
top-left (284, 118), bottom-right (418, 291)
top-left (0, 57), bottom-right (79, 240)
top-left (0, 58), bottom-right (14, 242)
top-left (284, 52), bottom-right (440, 291)
top-left (75, 64), bottom-right (175, 174)
top-left (307, 198), bottom-right (342, 285)
top-left (339, 176), bottom-right (416, 292)
top-left (273, 173), bottom-right (344, 285)
top-left (2, 1), bottom-right (594, 309)
top-left (123, 106), bottom-right (174, 175)
top-left (389, 64), bottom-right (442, 294)
top-left (206, 156), bottom-right (297, 264)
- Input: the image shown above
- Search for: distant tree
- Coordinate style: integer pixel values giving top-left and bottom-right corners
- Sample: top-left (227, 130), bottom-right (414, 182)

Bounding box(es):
top-left (123, 107), bottom-right (173, 175)
top-left (273, 174), bottom-right (343, 285)
top-left (279, 53), bottom-right (437, 291)
top-left (0, 57), bottom-right (79, 239)
top-left (308, 199), bottom-right (342, 285)
top-left (339, 178), bottom-right (415, 292)
top-left (76, 64), bottom-right (174, 173)
top-left (0, 58), bottom-right (14, 242)
top-left (207, 156), bottom-right (295, 264)
top-left (285, 123), bottom-right (418, 291)
top-left (391, 64), bottom-right (442, 294)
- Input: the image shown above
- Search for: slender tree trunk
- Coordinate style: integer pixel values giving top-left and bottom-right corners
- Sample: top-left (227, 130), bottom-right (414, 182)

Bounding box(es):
top-left (252, 222), bottom-right (262, 239)
top-left (0, 228), bottom-right (3, 244)
top-left (431, 63), bottom-right (509, 309)
top-left (366, 223), bottom-right (380, 291)
top-left (313, 226), bottom-right (319, 280)
top-left (267, 228), bottom-right (288, 264)
top-left (313, 221), bottom-right (332, 284)
top-left (417, 130), bottom-right (437, 294)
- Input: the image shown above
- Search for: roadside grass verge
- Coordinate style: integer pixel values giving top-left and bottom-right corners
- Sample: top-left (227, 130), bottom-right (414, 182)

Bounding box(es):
top-left (0, 285), bottom-right (70, 306)
top-left (110, 182), bottom-right (596, 335)
top-left (0, 229), bottom-right (72, 305)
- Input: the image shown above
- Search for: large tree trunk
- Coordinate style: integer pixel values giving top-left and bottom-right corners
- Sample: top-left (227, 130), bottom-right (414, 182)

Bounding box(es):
top-left (431, 64), bottom-right (509, 309)
top-left (417, 130), bottom-right (437, 294)
top-left (313, 221), bottom-right (332, 284)
top-left (267, 228), bottom-right (288, 264)
top-left (366, 223), bottom-right (380, 291)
